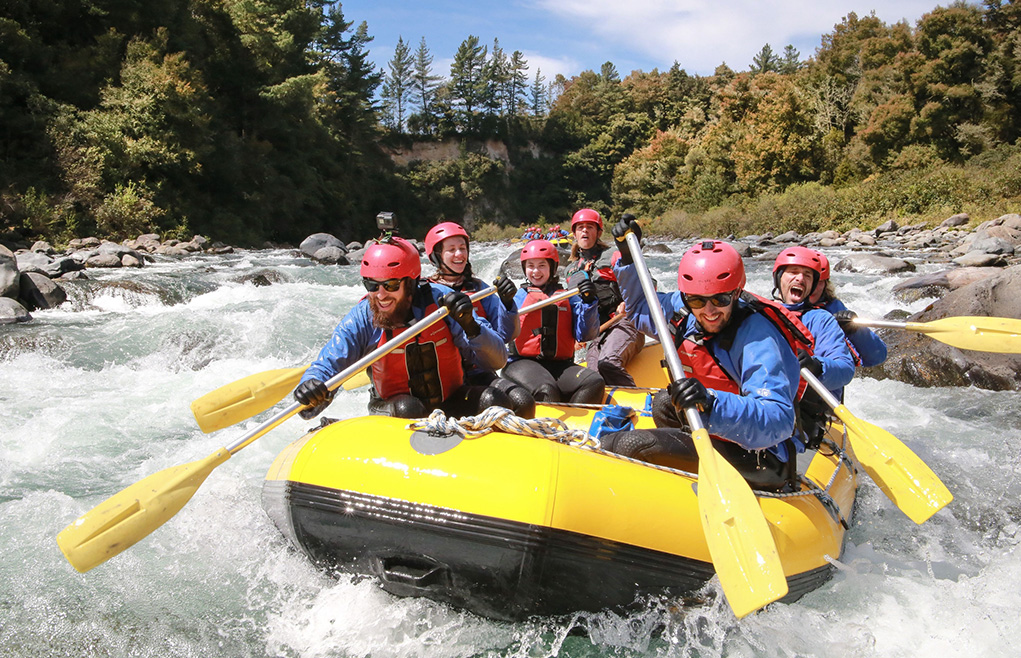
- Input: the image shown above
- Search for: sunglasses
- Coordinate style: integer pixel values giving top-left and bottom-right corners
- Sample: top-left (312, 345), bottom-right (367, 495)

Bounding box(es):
top-left (362, 278), bottom-right (403, 293)
top-left (683, 291), bottom-right (736, 309)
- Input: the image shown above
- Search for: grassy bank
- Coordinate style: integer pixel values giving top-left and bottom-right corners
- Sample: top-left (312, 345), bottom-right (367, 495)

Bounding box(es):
top-left (648, 143), bottom-right (1021, 239)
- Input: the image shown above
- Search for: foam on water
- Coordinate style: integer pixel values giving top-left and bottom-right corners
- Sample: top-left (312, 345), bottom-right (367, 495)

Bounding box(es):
top-left (3, 244), bottom-right (1021, 657)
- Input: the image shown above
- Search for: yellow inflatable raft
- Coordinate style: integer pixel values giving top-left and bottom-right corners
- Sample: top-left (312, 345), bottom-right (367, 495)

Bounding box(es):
top-left (262, 388), bottom-right (858, 620)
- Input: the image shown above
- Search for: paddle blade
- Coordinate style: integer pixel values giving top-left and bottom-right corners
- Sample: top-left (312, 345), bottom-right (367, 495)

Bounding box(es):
top-left (909, 316), bottom-right (1021, 353)
top-left (834, 406), bottom-right (953, 524)
top-left (191, 367), bottom-right (305, 433)
top-left (691, 428), bottom-right (788, 617)
top-left (57, 448), bottom-right (230, 572)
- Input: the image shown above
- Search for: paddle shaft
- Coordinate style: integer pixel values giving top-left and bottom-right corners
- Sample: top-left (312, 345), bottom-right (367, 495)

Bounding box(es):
top-left (518, 287), bottom-right (579, 314)
top-left (624, 233), bottom-right (703, 431)
top-left (225, 287), bottom-right (496, 455)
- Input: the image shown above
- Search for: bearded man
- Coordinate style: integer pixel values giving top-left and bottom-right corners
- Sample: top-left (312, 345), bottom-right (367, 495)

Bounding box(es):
top-left (294, 237), bottom-right (511, 419)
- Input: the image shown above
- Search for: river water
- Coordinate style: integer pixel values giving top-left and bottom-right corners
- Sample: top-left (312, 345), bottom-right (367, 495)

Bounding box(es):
top-left (2, 242), bottom-right (1019, 658)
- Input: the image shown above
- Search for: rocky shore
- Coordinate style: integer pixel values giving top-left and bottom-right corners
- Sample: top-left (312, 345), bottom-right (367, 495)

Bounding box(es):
top-left (3, 215), bottom-right (1020, 390)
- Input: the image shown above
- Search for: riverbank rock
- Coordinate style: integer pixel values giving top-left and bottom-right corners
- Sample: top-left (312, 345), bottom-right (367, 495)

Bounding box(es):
top-left (0, 296), bottom-right (32, 324)
top-left (0, 244), bottom-right (19, 299)
top-left (832, 253), bottom-right (916, 275)
top-left (300, 233), bottom-right (347, 259)
top-left (892, 267), bottom-right (1003, 303)
top-left (874, 264), bottom-right (1021, 391)
top-left (18, 272), bottom-right (67, 310)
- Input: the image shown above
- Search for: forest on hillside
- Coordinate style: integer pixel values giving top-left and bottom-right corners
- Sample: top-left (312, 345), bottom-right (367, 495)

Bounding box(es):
top-left (1, 1), bottom-right (1019, 246)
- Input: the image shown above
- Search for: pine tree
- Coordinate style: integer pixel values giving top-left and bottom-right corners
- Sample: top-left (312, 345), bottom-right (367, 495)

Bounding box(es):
top-left (411, 37), bottom-right (440, 134)
top-left (780, 44), bottom-right (802, 75)
top-left (530, 67), bottom-right (547, 116)
top-left (381, 36), bottom-right (414, 131)
top-left (449, 35), bottom-right (488, 132)
top-left (508, 50), bottom-right (529, 116)
top-left (750, 43), bottom-right (780, 74)
top-left (485, 38), bottom-right (509, 117)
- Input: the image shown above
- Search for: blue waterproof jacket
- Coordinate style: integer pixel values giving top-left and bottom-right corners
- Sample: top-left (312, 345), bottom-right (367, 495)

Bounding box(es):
top-left (507, 282), bottom-right (600, 362)
top-left (822, 297), bottom-right (888, 367)
top-left (783, 301), bottom-right (856, 399)
top-left (301, 282), bottom-right (508, 387)
top-left (615, 263), bottom-right (799, 459)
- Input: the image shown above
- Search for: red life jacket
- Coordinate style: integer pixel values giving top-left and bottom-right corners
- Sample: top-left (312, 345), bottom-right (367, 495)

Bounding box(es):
top-left (513, 284), bottom-right (576, 360)
top-left (672, 292), bottom-right (814, 400)
top-left (371, 301), bottom-right (464, 407)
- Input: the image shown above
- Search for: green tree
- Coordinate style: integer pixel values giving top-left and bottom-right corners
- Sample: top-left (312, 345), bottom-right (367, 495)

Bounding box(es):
top-left (381, 36), bottom-right (414, 131)
top-left (449, 35), bottom-right (488, 132)
top-left (507, 50), bottom-right (529, 116)
top-left (780, 45), bottom-right (802, 74)
top-left (530, 67), bottom-right (547, 116)
top-left (409, 37), bottom-right (441, 135)
top-left (750, 44), bottom-right (780, 74)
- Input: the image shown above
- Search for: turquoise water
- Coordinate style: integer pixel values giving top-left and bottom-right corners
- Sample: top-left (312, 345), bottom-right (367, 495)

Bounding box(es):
top-left (2, 244), bottom-right (1019, 657)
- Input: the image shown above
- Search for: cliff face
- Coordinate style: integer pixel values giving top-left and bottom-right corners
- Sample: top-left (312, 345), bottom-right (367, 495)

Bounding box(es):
top-left (385, 139), bottom-right (528, 169)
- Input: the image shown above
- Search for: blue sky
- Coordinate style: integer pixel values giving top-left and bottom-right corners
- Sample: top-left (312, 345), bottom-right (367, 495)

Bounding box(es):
top-left (338, 1), bottom-right (952, 85)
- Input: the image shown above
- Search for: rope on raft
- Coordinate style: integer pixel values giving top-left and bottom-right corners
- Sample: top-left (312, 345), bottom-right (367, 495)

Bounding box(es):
top-left (407, 407), bottom-right (851, 524)
top-left (407, 406), bottom-right (600, 449)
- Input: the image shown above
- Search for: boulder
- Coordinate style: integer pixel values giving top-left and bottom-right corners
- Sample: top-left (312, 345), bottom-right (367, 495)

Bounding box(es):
top-left (1, 244), bottom-right (21, 298)
top-left (0, 296), bottom-right (31, 324)
top-left (300, 233), bottom-right (346, 258)
top-left (832, 253), bottom-right (916, 275)
top-left (874, 265), bottom-right (1021, 390)
top-left (952, 251), bottom-right (1008, 267)
top-left (892, 267), bottom-right (1003, 302)
top-left (874, 219), bottom-right (899, 236)
top-left (30, 240), bottom-right (55, 254)
top-left (311, 246), bottom-right (350, 265)
top-left (645, 243), bottom-right (672, 254)
top-left (941, 213), bottom-right (970, 228)
top-left (18, 272), bottom-right (67, 310)
top-left (346, 241), bottom-right (364, 251)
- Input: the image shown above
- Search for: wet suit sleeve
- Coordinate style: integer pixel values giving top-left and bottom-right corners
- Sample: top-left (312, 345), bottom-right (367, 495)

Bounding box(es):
top-left (301, 299), bottom-right (377, 385)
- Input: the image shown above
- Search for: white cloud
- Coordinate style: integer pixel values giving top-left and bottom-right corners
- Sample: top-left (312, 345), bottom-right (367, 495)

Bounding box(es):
top-left (534, 0), bottom-right (946, 74)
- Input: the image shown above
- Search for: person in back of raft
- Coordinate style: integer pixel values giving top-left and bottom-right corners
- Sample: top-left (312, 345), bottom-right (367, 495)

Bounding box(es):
top-left (502, 239), bottom-right (606, 404)
top-left (293, 236), bottom-right (513, 419)
top-left (602, 218), bottom-right (807, 491)
top-left (562, 208), bottom-right (644, 387)
top-left (423, 222), bottom-right (536, 418)
top-left (772, 247), bottom-right (857, 448)
top-left (808, 250), bottom-right (888, 368)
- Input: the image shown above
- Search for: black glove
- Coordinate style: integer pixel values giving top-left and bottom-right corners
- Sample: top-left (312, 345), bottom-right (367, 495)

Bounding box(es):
top-left (832, 310), bottom-right (857, 336)
top-left (440, 291), bottom-right (481, 338)
top-left (577, 277), bottom-right (597, 304)
top-left (610, 214), bottom-right (641, 265)
top-left (669, 377), bottom-right (714, 415)
top-left (798, 349), bottom-right (823, 377)
top-left (294, 378), bottom-right (333, 409)
top-left (493, 276), bottom-right (517, 311)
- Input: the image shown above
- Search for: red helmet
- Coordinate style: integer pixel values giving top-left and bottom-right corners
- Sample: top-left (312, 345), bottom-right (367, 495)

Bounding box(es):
top-left (424, 222), bottom-right (469, 265)
top-left (520, 239), bottom-right (559, 275)
top-left (361, 237), bottom-right (421, 280)
top-left (772, 246), bottom-right (824, 290)
top-left (817, 251), bottom-right (830, 282)
top-left (571, 208), bottom-right (603, 231)
top-left (677, 240), bottom-right (745, 296)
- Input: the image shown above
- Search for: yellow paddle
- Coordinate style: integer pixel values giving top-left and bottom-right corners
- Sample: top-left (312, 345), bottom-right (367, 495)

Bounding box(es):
top-left (799, 369), bottom-right (952, 524)
top-left (190, 287), bottom-right (580, 433)
top-left (56, 290), bottom-right (494, 573)
top-left (852, 315), bottom-right (1021, 353)
top-left (191, 365), bottom-right (373, 433)
top-left (624, 231), bottom-right (787, 618)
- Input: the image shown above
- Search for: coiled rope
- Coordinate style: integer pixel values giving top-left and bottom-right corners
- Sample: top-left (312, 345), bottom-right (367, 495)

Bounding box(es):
top-left (407, 406), bottom-right (600, 449)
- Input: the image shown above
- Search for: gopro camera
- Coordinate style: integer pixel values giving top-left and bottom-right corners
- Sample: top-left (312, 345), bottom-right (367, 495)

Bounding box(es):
top-left (376, 211), bottom-right (396, 232)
